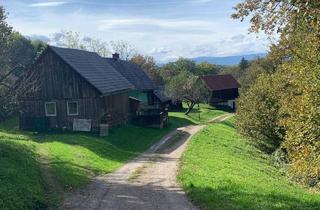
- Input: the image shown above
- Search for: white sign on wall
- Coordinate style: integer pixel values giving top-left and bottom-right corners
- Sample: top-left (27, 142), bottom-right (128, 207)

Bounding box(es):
top-left (73, 119), bottom-right (92, 132)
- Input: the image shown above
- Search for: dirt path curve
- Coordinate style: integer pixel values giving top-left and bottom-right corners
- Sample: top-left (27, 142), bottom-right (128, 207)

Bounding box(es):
top-left (63, 113), bottom-right (233, 210)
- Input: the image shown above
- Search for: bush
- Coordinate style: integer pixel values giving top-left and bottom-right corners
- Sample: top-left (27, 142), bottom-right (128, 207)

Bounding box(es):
top-left (236, 74), bottom-right (284, 153)
top-left (237, 40), bottom-right (320, 187)
top-left (278, 57), bottom-right (320, 187)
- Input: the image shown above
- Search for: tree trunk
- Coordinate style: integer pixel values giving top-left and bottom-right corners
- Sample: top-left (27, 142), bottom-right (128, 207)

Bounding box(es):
top-left (185, 101), bottom-right (195, 115)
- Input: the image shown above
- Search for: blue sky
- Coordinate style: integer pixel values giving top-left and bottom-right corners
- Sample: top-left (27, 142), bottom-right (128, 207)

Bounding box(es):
top-left (2, 0), bottom-right (269, 62)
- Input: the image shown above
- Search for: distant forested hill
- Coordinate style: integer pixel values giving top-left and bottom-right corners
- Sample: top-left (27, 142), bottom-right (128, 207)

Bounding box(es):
top-left (192, 53), bottom-right (266, 65)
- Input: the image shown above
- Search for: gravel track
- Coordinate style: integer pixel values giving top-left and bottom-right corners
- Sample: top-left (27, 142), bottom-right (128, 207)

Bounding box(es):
top-left (63, 114), bottom-right (233, 210)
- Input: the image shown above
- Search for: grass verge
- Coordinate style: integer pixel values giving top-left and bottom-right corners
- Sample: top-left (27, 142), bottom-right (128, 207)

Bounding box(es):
top-left (178, 118), bottom-right (320, 210)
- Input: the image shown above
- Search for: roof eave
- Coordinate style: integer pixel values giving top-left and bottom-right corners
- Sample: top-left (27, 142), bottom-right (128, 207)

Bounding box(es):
top-left (210, 87), bottom-right (240, 91)
top-left (100, 88), bottom-right (132, 97)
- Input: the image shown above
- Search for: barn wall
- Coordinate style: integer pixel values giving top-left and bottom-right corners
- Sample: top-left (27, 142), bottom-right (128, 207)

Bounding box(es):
top-left (20, 98), bottom-right (103, 130)
top-left (209, 88), bottom-right (239, 103)
top-left (209, 88), bottom-right (239, 110)
top-left (101, 92), bottom-right (129, 127)
top-left (21, 48), bottom-right (100, 100)
top-left (19, 48), bottom-right (129, 130)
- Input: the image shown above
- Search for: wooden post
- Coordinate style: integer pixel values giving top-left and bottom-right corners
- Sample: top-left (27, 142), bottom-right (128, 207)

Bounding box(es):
top-left (100, 124), bottom-right (109, 136)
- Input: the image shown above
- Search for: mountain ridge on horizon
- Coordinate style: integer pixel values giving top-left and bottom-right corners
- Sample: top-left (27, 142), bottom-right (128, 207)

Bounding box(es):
top-left (159, 53), bottom-right (267, 66)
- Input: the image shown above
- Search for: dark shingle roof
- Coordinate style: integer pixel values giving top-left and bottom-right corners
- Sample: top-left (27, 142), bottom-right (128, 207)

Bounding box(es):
top-left (104, 58), bottom-right (155, 91)
top-left (200, 74), bottom-right (240, 91)
top-left (154, 90), bottom-right (171, 103)
top-left (49, 46), bottom-right (133, 95)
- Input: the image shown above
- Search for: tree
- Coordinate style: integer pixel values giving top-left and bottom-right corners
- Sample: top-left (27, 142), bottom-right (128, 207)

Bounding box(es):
top-left (218, 58), bottom-right (250, 81)
top-left (232, 0), bottom-right (320, 56)
top-left (56, 31), bottom-right (84, 49)
top-left (195, 62), bottom-right (219, 76)
top-left (55, 31), bottom-right (111, 57)
top-left (83, 36), bottom-right (110, 57)
top-left (219, 65), bottom-right (242, 80)
top-left (0, 6), bottom-right (12, 68)
top-left (31, 39), bottom-right (47, 58)
top-left (239, 56), bottom-right (277, 92)
top-left (0, 7), bottom-right (44, 121)
top-left (0, 7), bottom-right (13, 121)
top-left (54, 31), bottom-right (136, 59)
top-left (110, 40), bottom-right (136, 60)
top-left (161, 58), bottom-right (197, 78)
top-left (130, 54), bottom-right (163, 85)
top-left (232, 0), bottom-right (320, 36)
top-left (236, 74), bottom-right (284, 153)
top-left (7, 32), bottom-right (37, 70)
top-left (275, 33), bottom-right (320, 186)
top-left (0, 32), bottom-right (41, 121)
top-left (239, 57), bottom-right (249, 72)
top-left (165, 72), bottom-right (209, 115)
top-left (160, 58), bottom-right (217, 114)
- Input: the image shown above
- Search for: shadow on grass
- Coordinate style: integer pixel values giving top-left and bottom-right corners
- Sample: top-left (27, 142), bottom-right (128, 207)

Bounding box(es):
top-left (63, 171), bottom-right (320, 210)
top-left (218, 120), bottom-right (278, 155)
top-left (0, 141), bottom-right (47, 210)
top-left (220, 120), bottom-right (236, 129)
top-left (184, 185), bottom-right (320, 210)
top-left (0, 115), bottom-right (197, 190)
top-left (168, 116), bottom-right (196, 127)
top-left (0, 115), bottom-right (197, 186)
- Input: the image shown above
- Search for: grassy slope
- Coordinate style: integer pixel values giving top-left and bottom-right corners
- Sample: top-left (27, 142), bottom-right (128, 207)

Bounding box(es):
top-left (0, 121), bottom-right (177, 209)
top-left (170, 103), bottom-right (228, 125)
top-left (41, 124), bottom-right (177, 189)
top-left (178, 118), bottom-right (320, 210)
top-left (0, 137), bottom-right (46, 210)
top-left (0, 106), bottom-right (226, 209)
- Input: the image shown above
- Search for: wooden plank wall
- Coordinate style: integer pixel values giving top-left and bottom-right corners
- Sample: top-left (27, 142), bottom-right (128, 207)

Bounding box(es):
top-left (20, 48), bottom-right (129, 130)
top-left (101, 92), bottom-right (129, 127)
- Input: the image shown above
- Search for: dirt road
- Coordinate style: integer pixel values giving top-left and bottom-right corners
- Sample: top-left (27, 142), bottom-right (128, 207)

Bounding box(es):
top-left (63, 114), bottom-right (233, 210)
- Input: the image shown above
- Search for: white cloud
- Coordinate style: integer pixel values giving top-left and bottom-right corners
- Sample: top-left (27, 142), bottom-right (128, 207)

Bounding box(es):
top-left (28, 1), bottom-right (67, 7)
top-left (148, 33), bottom-right (269, 62)
top-left (97, 18), bottom-right (214, 32)
top-left (25, 34), bottom-right (50, 42)
top-left (6, 1), bottom-right (269, 63)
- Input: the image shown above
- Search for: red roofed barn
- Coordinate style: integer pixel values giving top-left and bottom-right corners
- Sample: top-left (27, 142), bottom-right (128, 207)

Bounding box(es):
top-left (200, 74), bottom-right (240, 109)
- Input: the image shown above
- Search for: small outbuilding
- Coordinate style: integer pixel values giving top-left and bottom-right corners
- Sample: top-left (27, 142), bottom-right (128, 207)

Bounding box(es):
top-left (200, 74), bottom-right (240, 109)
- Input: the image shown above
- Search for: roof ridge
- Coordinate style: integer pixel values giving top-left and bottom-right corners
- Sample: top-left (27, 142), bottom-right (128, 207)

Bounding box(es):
top-left (49, 45), bottom-right (100, 56)
top-left (104, 58), bottom-right (155, 91)
top-left (201, 74), bottom-right (233, 77)
top-left (200, 74), bottom-right (240, 91)
top-left (48, 45), bottom-right (133, 95)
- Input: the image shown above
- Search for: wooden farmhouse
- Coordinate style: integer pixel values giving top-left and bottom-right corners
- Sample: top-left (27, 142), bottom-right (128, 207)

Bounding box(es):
top-left (19, 46), bottom-right (168, 132)
top-left (200, 74), bottom-right (240, 110)
top-left (104, 55), bottom-right (170, 127)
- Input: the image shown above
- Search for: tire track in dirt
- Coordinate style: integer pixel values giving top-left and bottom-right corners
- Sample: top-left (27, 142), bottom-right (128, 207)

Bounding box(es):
top-left (63, 114), bottom-right (233, 210)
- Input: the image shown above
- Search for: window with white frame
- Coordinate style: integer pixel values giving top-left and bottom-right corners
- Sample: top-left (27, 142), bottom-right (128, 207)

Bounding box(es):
top-left (67, 101), bottom-right (79, 116)
top-left (45, 102), bottom-right (57, 116)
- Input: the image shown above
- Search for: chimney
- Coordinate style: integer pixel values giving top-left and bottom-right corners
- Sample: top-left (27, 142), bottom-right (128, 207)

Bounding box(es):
top-left (112, 53), bottom-right (120, 60)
